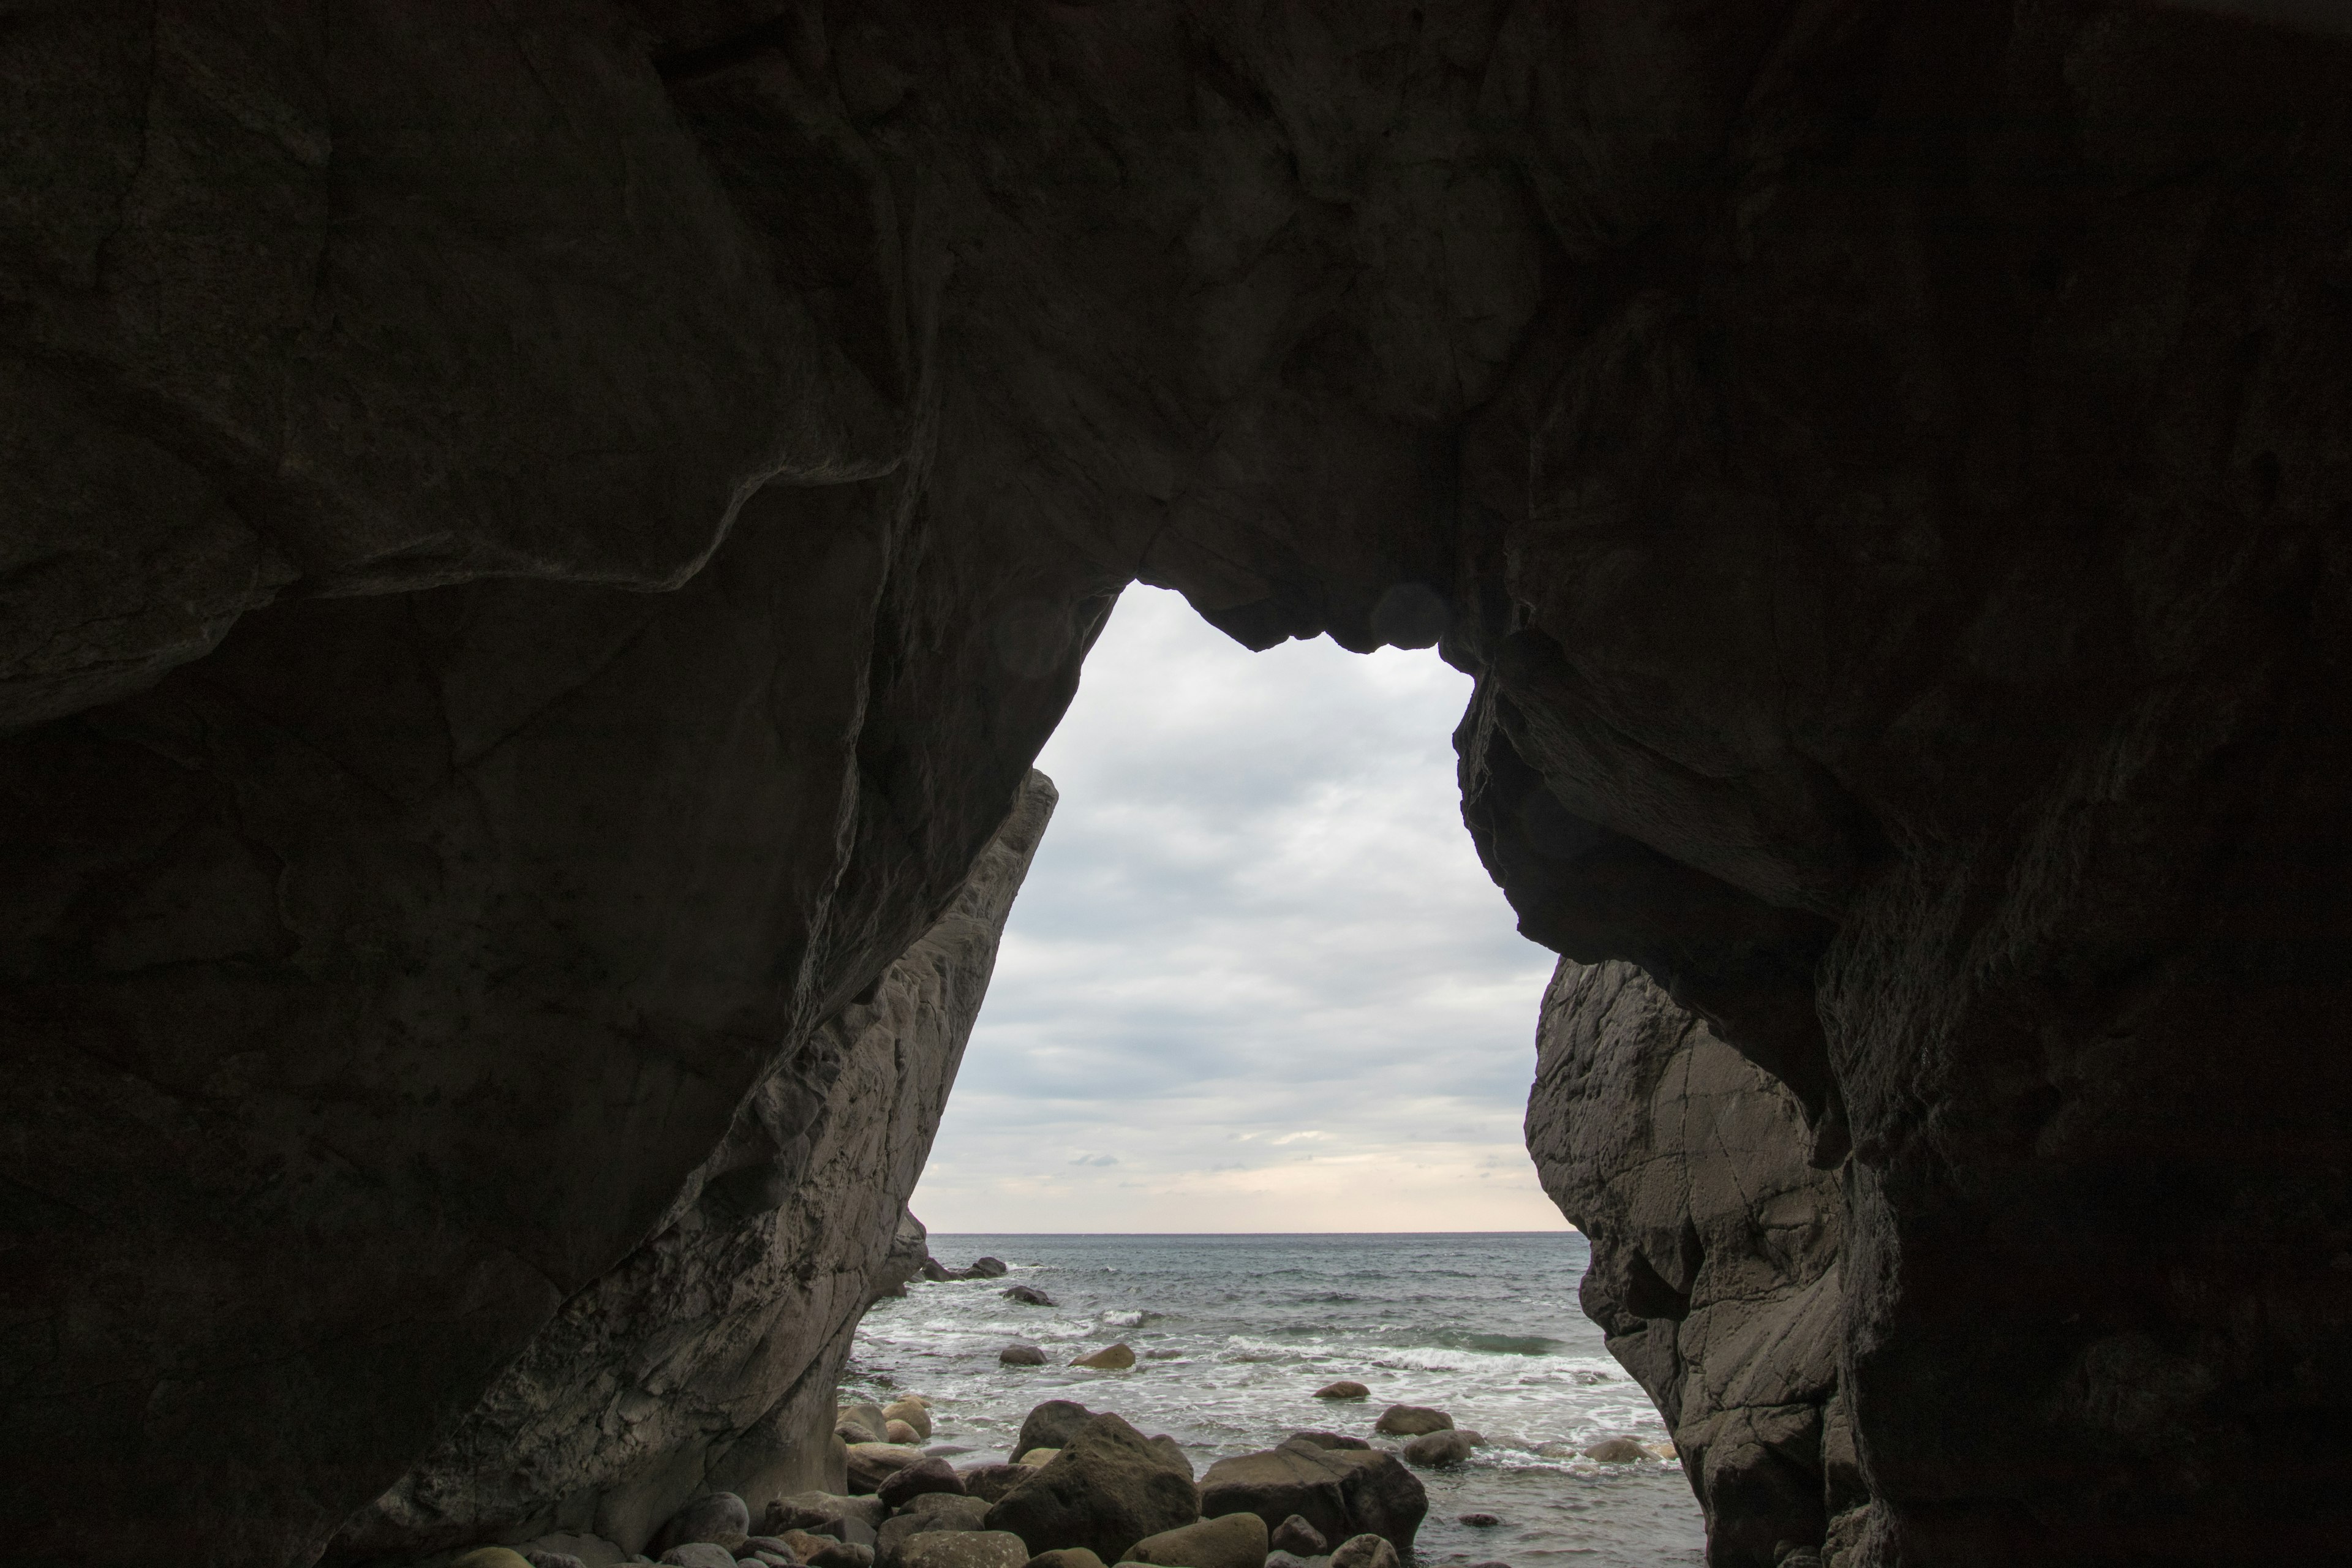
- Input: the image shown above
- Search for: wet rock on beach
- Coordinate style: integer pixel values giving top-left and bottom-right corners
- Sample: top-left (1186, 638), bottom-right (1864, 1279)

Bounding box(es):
top-left (1371, 1407), bottom-right (1450, 1438)
top-left (986, 1413), bottom-right (1200, 1565)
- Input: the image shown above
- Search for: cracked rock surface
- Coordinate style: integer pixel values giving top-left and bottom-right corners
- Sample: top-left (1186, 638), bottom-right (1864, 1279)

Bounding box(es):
top-left (5, 4), bottom-right (2352, 1565)
top-left (1529, 960), bottom-right (1860, 1567)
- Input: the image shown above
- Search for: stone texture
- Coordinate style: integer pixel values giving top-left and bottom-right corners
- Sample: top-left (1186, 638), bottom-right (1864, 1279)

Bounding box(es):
top-left (332, 782), bottom-right (1056, 1558)
top-left (1013, 1404), bottom-right (1098, 1463)
top-left (898, 1535), bottom-right (1032, 1568)
top-left (1268, 1518), bottom-right (1326, 1557)
top-left (1370, 1408), bottom-right (1450, 1438)
top-left (2, 6), bottom-right (2351, 1567)
top-left (1528, 961), bottom-right (1851, 1566)
top-left (1197, 1447), bottom-right (1424, 1557)
top-left (1128, 1512), bottom-right (1269, 1568)
top-left (1399, 1433), bottom-right (1474, 1470)
top-left (984, 1415), bottom-right (1200, 1566)
top-left (652, 1494), bottom-right (753, 1557)
top-left (877, 1458), bottom-right (963, 1512)
top-left (959, 1465), bottom-right (1036, 1506)
top-left (878, 1494), bottom-right (993, 1568)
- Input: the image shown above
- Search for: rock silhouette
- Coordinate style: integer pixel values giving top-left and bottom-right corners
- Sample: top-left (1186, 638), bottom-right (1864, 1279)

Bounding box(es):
top-left (2, 5), bottom-right (2350, 1565)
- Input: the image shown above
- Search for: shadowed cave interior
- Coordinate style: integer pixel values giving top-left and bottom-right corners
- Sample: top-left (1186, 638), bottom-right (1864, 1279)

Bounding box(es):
top-left (3, 2), bottom-right (2351, 1566)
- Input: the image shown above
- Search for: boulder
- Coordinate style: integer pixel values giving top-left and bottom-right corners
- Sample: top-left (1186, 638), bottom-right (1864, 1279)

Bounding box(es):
top-left (1025, 1552), bottom-right (1107, 1568)
top-left (1456, 1514), bottom-right (1500, 1529)
top-left (970, 1259), bottom-right (1010, 1279)
top-left (1147, 1436), bottom-right (1191, 1478)
top-left (780, 1532), bottom-right (840, 1561)
top-left (454, 1553), bottom-right (535, 1568)
top-left (1127, 1512), bottom-right (1268, 1568)
top-left (879, 1495), bottom-right (994, 1568)
top-left (662, 1548), bottom-right (741, 1568)
top-left (1401, 1433), bottom-right (1475, 1469)
top-left (769, 1492), bottom-right (886, 1539)
top-left (1327, 1537), bottom-right (1397, 1568)
top-left (849, 1444), bottom-right (935, 1495)
top-left (842, 1422), bottom-right (885, 1446)
top-left (654, 1494), bottom-right (753, 1555)
top-left (525, 1554), bottom-right (589, 1568)
top-left (886, 1400), bottom-right (937, 1440)
top-left (1005, 1285), bottom-right (1057, 1306)
top-left (810, 1545), bottom-right (877, 1568)
top-left (887, 1420), bottom-right (925, 1445)
top-left (899, 1533), bottom-right (1031, 1568)
top-left (960, 1463), bottom-right (1037, 1503)
top-left (1284, 1433), bottom-right (1369, 1453)
top-left (880, 1457), bottom-right (967, 1510)
top-left (1581, 1439), bottom-right (1652, 1464)
top-left (1019, 1450), bottom-right (1060, 1468)
top-left (842, 1404), bottom-right (891, 1441)
top-left (985, 1413), bottom-right (1201, 1564)
top-left (1312, 1384), bottom-right (1368, 1403)
top-left (1071, 1344), bottom-right (1136, 1371)
top-left (1001, 1345), bottom-right (1050, 1367)
top-left (1262, 1555), bottom-right (1316, 1568)
top-left (1370, 1407), bottom-right (1450, 1438)
top-left (1016, 1401), bottom-right (1098, 1459)
top-left (1199, 1446), bottom-right (1424, 1555)
top-left (1268, 1517), bottom-right (1325, 1556)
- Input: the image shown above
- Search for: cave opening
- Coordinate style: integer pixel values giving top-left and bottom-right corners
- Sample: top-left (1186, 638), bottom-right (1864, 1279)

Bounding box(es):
top-left (849, 586), bottom-right (1707, 1566)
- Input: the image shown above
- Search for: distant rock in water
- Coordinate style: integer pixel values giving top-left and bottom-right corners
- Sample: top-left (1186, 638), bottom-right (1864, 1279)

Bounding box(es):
top-left (1580, 1439), bottom-right (1651, 1465)
top-left (871, 1208), bottom-right (936, 1303)
top-left (1000, 1344), bottom-right (1049, 1366)
top-left (1313, 1382), bottom-right (1369, 1402)
top-left (1005, 1284), bottom-right (1056, 1306)
top-left (1401, 1432), bottom-right (1475, 1469)
top-left (924, 1254), bottom-right (1013, 1283)
top-left (1070, 1343), bottom-right (1136, 1370)
top-left (1457, 1514), bottom-right (1500, 1529)
top-left (1371, 1406), bottom-right (1451, 1438)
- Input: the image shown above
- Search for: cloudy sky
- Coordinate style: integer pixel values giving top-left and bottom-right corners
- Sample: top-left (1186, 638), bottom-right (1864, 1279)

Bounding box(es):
top-left (908, 587), bottom-right (1569, 1234)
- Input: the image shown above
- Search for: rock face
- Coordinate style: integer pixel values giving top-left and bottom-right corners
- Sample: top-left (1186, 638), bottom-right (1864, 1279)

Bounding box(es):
top-left (984, 1414), bottom-right (1200, 1566)
top-left (330, 779), bottom-right (1057, 1558)
top-left (4, 6), bottom-right (2352, 1567)
top-left (1197, 1447), bottom-right (1425, 1556)
top-left (1528, 960), bottom-right (1853, 1566)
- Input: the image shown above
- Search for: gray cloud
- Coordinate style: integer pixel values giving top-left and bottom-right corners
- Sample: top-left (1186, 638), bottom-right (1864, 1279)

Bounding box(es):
top-left (911, 587), bottom-right (1567, 1233)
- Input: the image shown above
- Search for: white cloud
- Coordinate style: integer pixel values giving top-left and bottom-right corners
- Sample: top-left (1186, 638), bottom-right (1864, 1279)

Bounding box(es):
top-left (910, 587), bottom-right (1567, 1234)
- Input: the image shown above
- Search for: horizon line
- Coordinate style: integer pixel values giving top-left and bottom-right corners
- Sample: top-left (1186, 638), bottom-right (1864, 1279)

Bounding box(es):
top-left (919, 1228), bottom-right (1583, 1237)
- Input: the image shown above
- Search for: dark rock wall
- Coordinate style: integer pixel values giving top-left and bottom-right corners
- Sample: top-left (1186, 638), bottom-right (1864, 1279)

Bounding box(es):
top-left (6, 4), bottom-right (2352, 1565)
top-left (1528, 959), bottom-right (1861, 1567)
top-left (328, 772), bottom-right (1054, 1564)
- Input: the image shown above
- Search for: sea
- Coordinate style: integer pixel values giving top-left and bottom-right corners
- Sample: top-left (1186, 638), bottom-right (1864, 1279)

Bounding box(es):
top-left (842, 1232), bottom-right (1705, 1568)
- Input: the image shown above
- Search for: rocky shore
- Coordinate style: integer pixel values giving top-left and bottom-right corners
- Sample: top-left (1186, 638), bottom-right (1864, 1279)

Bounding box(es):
top-left (444, 1383), bottom-right (1674, 1568)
